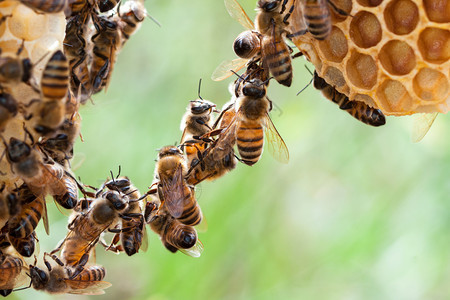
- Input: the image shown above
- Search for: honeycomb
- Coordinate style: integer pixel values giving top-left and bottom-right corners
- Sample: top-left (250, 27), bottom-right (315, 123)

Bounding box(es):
top-left (287, 0), bottom-right (450, 115)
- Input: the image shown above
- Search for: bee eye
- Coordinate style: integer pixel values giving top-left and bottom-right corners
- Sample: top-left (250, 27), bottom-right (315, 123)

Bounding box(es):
top-left (264, 1), bottom-right (278, 11)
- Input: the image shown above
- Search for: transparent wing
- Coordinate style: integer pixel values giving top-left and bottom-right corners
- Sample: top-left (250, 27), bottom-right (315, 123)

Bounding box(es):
top-left (40, 196), bottom-right (50, 235)
top-left (70, 152), bottom-right (86, 171)
top-left (160, 165), bottom-right (186, 218)
top-left (180, 239), bottom-right (204, 258)
top-left (411, 113), bottom-right (438, 143)
top-left (224, 0), bottom-right (254, 29)
top-left (66, 281), bottom-right (112, 295)
top-left (140, 225), bottom-right (149, 252)
top-left (195, 215), bottom-right (208, 233)
top-left (211, 58), bottom-right (247, 81)
top-left (263, 112), bottom-right (289, 163)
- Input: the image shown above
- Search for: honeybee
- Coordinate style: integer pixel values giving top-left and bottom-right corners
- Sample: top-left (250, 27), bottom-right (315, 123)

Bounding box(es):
top-left (313, 71), bottom-right (386, 126)
top-left (0, 252), bottom-right (27, 296)
top-left (0, 93), bottom-right (18, 132)
top-left (19, 0), bottom-right (67, 13)
top-left (55, 190), bottom-right (129, 268)
top-left (29, 255), bottom-right (111, 295)
top-left (97, 0), bottom-right (119, 12)
top-left (299, 0), bottom-right (349, 40)
top-left (146, 195), bottom-right (203, 257)
top-left (213, 0), bottom-right (294, 87)
top-left (39, 117), bottom-right (80, 165)
top-left (98, 175), bottom-right (148, 256)
top-left (64, 14), bottom-right (92, 103)
top-left (0, 50), bottom-right (32, 84)
top-left (7, 184), bottom-right (48, 238)
top-left (41, 50), bottom-right (69, 102)
top-left (149, 146), bottom-right (203, 226)
top-left (116, 0), bottom-right (147, 45)
top-left (91, 15), bottom-right (121, 94)
top-left (8, 231), bottom-right (37, 257)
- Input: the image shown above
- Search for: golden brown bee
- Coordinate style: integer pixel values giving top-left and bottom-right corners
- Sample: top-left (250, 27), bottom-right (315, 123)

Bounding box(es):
top-left (146, 196), bottom-right (203, 257)
top-left (8, 231), bottom-right (37, 258)
top-left (255, 0), bottom-right (294, 86)
top-left (209, 74), bottom-right (289, 166)
top-left (54, 190), bottom-right (129, 268)
top-left (91, 15), bottom-right (121, 94)
top-left (313, 71), bottom-right (386, 126)
top-left (0, 93), bottom-right (18, 132)
top-left (41, 50), bottom-right (69, 101)
top-left (116, 0), bottom-right (147, 45)
top-left (7, 184), bottom-right (48, 239)
top-left (18, 0), bottom-right (67, 13)
top-left (0, 252), bottom-right (27, 296)
top-left (151, 146), bottom-right (203, 226)
top-left (299, 0), bottom-right (349, 40)
top-left (0, 52), bottom-right (32, 84)
top-left (29, 255), bottom-right (111, 295)
top-left (66, 0), bottom-right (89, 16)
top-left (99, 175), bottom-right (148, 256)
top-left (32, 100), bottom-right (66, 135)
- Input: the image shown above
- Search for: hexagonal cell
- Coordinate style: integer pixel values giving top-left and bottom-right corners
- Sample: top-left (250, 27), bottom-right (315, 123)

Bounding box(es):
top-left (376, 79), bottom-right (413, 111)
top-left (346, 51), bottom-right (378, 90)
top-left (330, 0), bottom-right (353, 22)
top-left (318, 26), bottom-right (348, 63)
top-left (379, 40), bottom-right (416, 75)
top-left (423, 0), bottom-right (450, 23)
top-left (356, 0), bottom-right (383, 7)
top-left (8, 4), bottom-right (46, 41)
top-left (349, 11), bottom-right (382, 49)
top-left (323, 66), bottom-right (346, 88)
top-left (418, 27), bottom-right (450, 64)
top-left (354, 94), bottom-right (376, 108)
top-left (0, 39), bottom-right (28, 56)
top-left (413, 68), bottom-right (449, 102)
top-left (384, 0), bottom-right (419, 35)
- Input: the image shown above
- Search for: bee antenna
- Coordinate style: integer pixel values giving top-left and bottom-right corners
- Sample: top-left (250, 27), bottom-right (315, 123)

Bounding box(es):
top-left (110, 170), bottom-right (115, 183)
top-left (262, 77), bottom-right (273, 86)
top-left (117, 165), bottom-right (121, 179)
top-left (197, 78), bottom-right (203, 100)
top-left (304, 64), bottom-right (313, 76)
top-left (144, 12), bottom-right (161, 27)
top-left (230, 69), bottom-right (244, 80)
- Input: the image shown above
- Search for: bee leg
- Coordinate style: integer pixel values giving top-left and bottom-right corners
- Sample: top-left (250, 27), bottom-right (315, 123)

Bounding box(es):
top-left (282, 0), bottom-right (295, 25)
top-left (69, 253), bottom-right (89, 279)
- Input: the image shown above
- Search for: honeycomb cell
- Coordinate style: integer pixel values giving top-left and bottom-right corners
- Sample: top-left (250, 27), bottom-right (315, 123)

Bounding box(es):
top-left (354, 94), bottom-right (376, 107)
top-left (384, 0), bottom-right (419, 35)
top-left (323, 66), bottom-right (346, 87)
top-left (346, 51), bottom-right (378, 90)
top-left (423, 0), bottom-right (450, 23)
top-left (356, 0), bottom-right (383, 7)
top-left (418, 28), bottom-right (450, 64)
top-left (377, 79), bottom-right (412, 111)
top-left (0, 39), bottom-right (28, 56)
top-left (330, 0), bottom-right (353, 22)
top-left (349, 11), bottom-right (382, 48)
top-left (379, 40), bottom-right (416, 75)
top-left (8, 4), bottom-right (46, 41)
top-left (413, 68), bottom-right (449, 102)
top-left (318, 26), bottom-right (348, 63)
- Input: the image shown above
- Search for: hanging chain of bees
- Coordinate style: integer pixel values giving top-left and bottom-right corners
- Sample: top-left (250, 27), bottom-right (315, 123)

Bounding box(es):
top-left (0, 0), bottom-right (448, 296)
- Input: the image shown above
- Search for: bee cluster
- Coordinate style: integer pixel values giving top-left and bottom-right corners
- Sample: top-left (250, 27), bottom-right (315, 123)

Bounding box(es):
top-left (0, 0), bottom-right (449, 297)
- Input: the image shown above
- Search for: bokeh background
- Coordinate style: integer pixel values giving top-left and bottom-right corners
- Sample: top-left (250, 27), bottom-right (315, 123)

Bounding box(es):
top-left (12, 0), bottom-right (450, 299)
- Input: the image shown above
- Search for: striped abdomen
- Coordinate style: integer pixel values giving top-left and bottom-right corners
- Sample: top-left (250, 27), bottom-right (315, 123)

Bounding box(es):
top-left (8, 233), bottom-right (36, 257)
top-left (0, 255), bottom-right (23, 288)
top-left (41, 51), bottom-right (69, 101)
top-left (121, 202), bottom-right (144, 256)
top-left (236, 120), bottom-right (264, 166)
top-left (8, 197), bottom-right (43, 238)
top-left (69, 266), bottom-right (106, 289)
top-left (53, 175), bottom-right (78, 209)
top-left (302, 0), bottom-right (331, 40)
top-left (164, 220), bottom-right (197, 250)
top-left (261, 35), bottom-right (292, 87)
top-left (176, 186), bottom-right (202, 226)
top-left (20, 0), bottom-right (66, 13)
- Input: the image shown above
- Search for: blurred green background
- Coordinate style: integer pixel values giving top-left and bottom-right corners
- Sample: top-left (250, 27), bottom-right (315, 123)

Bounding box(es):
top-left (13, 0), bottom-right (450, 299)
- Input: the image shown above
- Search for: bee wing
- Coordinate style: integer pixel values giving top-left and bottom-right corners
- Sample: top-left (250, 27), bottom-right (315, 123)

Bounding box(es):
top-left (140, 224), bottom-right (149, 252)
top-left (41, 196), bottom-right (50, 235)
top-left (179, 239), bottom-right (204, 258)
top-left (160, 165), bottom-right (186, 218)
top-left (195, 216), bottom-right (208, 233)
top-left (211, 58), bottom-right (247, 81)
top-left (70, 152), bottom-right (86, 171)
top-left (411, 113), bottom-right (438, 143)
top-left (263, 112), bottom-right (289, 164)
top-left (224, 0), bottom-right (254, 30)
top-left (66, 280), bottom-right (112, 295)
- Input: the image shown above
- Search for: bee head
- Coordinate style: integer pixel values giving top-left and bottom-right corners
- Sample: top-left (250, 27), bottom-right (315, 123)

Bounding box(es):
top-left (242, 78), bottom-right (266, 98)
top-left (0, 93), bottom-right (18, 114)
top-left (29, 265), bottom-right (49, 289)
top-left (158, 146), bottom-right (182, 159)
top-left (105, 191), bottom-right (127, 210)
top-left (6, 138), bottom-right (31, 162)
top-left (189, 100), bottom-right (215, 115)
top-left (258, 0), bottom-right (280, 12)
